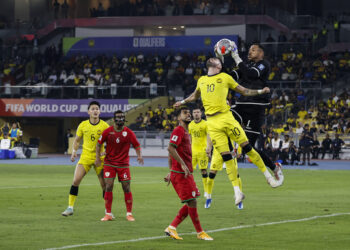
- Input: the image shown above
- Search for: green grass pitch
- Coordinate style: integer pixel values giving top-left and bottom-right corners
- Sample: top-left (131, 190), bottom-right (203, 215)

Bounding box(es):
top-left (0, 163), bottom-right (349, 250)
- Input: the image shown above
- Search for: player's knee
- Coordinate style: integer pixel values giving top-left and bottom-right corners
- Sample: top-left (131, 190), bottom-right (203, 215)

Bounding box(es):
top-left (187, 199), bottom-right (197, 208)
top-left (202, 173), bottom-right (208, 178)
top-left (209, 172), bottom-right (216, 179)
top-left (242, 143), bottom-right (253, 154)
top-left (221, 153), bottom-right (233, 162)
top-left (122, 183), bottom-right (131, 193)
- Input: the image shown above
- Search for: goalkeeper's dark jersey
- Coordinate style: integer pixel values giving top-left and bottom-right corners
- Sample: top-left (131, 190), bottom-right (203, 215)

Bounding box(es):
top-left (231, 59), bottom-right (270, 104)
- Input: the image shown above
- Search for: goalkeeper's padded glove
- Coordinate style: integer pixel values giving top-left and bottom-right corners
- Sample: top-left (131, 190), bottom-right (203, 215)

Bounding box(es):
top-left (229, 41), bottom-right (242, 65)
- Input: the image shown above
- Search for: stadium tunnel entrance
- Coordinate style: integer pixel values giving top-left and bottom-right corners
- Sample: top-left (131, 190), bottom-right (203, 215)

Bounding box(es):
top-left (0, 117), bottom-right (83, 153)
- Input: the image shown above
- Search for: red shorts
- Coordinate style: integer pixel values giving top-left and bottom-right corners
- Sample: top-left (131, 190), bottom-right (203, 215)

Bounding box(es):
top-left (103, 165), bottom-right (131, 182)
top-left (171, 172), bottom-right (200, 203)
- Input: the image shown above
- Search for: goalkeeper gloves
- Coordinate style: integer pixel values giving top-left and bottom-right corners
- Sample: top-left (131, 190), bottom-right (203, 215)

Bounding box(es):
top-left (230, 41), bottom-right (243, 65)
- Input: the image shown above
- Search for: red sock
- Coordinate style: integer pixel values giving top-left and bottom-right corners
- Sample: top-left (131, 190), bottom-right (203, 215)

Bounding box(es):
top-left (124, 192), bottom-right (133, 213)
top-left (170, 205), bottom-right (189, 228)
top-left (188, 207), bottom-right (203, 233)
top-left (104, 191), bottom-right (113, 213)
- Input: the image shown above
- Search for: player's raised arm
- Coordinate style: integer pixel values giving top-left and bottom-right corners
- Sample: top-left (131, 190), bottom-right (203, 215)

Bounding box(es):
top-left (71, 135), bottom-right (82, 162)
top-left (234, 85), bottom-right (270, 97)
top-left (174, 88), bottom-right (201, 108)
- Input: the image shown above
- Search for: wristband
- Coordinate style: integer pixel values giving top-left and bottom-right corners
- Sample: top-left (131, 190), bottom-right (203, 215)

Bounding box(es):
top-left (258, 89), bottom-right (263, 94)
top-left (180, 100), bottom-right (186, 104)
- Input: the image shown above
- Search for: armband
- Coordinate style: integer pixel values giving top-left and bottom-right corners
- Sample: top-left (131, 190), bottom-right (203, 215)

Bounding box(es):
top-left (180, 100), bottom-right (186, 104)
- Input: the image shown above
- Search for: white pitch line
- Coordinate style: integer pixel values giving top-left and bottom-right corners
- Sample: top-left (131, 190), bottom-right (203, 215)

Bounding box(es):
top-left (0, 181), bottom-right (162, 190)
top-left (43, 212), bottom-right (350, 250)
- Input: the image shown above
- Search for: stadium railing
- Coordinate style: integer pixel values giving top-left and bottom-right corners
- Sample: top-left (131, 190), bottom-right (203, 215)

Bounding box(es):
top-left (0, 84), bottom-right (167, 99)
top-left (134, 130), bottom-right (350, 152)
top-left (261, 42), bottom-right (316, 57)
top-left (134, 131), bottom-right (171, 149)
top-left (268, 80), bottom-right (322, 90)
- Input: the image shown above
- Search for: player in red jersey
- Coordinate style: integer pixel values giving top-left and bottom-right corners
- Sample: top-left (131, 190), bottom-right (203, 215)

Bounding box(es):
top-left (164, 106), bottom-right (213, 241)
top-left (95, 110), bottom-right (144, 222)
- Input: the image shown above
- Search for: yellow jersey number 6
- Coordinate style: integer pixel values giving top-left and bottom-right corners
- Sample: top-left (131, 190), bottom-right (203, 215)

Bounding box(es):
top-left (91, 134), bottom-right (96, 141)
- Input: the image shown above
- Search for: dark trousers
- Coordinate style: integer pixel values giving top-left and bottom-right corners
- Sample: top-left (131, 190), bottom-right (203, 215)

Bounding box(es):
top-left (333, 147), bottom-right (341, 159)
top-left (320, 147), bottom-right (332, 159)
top-left (300, 146), bottom-right (311, 164)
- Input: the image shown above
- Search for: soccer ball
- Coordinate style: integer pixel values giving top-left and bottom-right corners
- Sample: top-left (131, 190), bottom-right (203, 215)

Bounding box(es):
top-left (214, 38), bottom-right (234, 56)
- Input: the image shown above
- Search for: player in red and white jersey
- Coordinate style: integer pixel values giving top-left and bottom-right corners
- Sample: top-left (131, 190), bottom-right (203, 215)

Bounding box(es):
top-left (164, 106), bottom-right (213, 241)
top-left (95, 110), bottom-right (144, 222)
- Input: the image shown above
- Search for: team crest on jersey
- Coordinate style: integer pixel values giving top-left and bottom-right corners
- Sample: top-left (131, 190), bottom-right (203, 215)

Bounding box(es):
top-left (171, 135), bottom-right (178, 142)
top-left (105, 172), bottom-right (110, 177)
top-left (97, 130), bottom-right (102, 135)
top-left (192, 191), bottom-right (196, 197)
top-left (258, 64), bottom-right (265, 70)
top-left (216, 78), bottom-right (222, 83)
top-left (122, 131), bottom-right (127, 137)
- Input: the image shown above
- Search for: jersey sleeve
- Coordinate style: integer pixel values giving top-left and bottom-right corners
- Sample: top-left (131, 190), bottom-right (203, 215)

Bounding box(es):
top-left (226, 73), bottom-right (239, 90)
top-left (169, 127), bottom-right (184, 148)
top-left (98, 128), bottom-right (109, 145)
top-left (195, 77), bottom-right (202, 91)
top-left (76, 122), bottom-right (84, 137)
top-left (129, 130), bottom-right (141, 150)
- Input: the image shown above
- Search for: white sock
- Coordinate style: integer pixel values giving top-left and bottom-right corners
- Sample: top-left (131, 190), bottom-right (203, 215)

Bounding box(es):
top-left (207, 194), bottom-right (212, 199)
top-left (169, 225), bottom-right (176, 230)
top-left (126, 212), bottom-right (132, 216)
top-left (263, 170), bottom-right (272, 179)
top-left (68, 206), bottom-right (73, 209)
top-left (233, 186), bottom-right (241, 195)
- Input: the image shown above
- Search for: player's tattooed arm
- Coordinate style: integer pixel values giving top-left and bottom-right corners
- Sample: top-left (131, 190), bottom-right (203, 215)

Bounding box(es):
top-left (234, 85), bottom-right (270, 96)
top-left (71, 135), bottom-right (81, 162)
top-left (174, 89), bottom-right (201, 107)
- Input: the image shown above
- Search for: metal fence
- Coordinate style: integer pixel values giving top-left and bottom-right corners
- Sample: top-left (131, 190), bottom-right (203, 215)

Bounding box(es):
top-left (0, 84), bottom-right (167, 99)
top-left (133, 130), bottom-right (350, 149)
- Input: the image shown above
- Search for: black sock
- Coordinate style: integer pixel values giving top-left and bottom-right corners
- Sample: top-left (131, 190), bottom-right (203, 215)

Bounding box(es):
top-left (102, 190), bottom-right (105, 199)
top-left (70, 185), bottom-right (79, 196)
top-left (257, 149), bottom-right (276, 171)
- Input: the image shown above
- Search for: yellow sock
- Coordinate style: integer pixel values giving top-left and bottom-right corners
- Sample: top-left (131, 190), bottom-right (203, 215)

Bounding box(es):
top-left (68, 194), bottom-right (77, 207)
top-left (207, 178), bottom-right (214, 195)
top-left (225, 158), bottom-right (239, 186)
top-left (246, 148), bottom-right (267, 173)
top-left (202, 177), bottom-right (208, 194)
top-left (238, 176), bottom-right (242, 192)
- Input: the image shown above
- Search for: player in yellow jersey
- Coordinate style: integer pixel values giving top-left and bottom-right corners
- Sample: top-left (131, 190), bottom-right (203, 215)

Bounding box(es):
top-left (206, 137), bottom-right (244, 209)
top-left (62, 101), bottom-right (109, 216)
top-left (188, 108), bottom-right (210, 206)
top-left (175, 58), bottom-right (282, 206)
